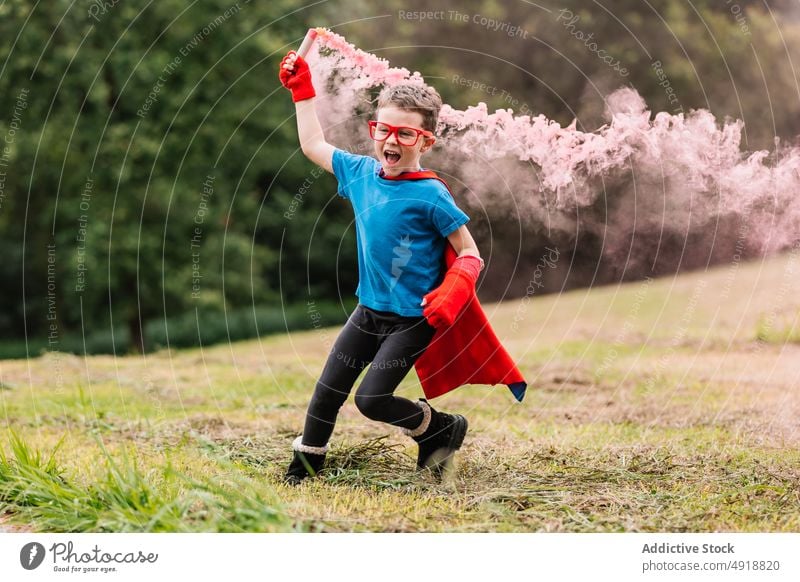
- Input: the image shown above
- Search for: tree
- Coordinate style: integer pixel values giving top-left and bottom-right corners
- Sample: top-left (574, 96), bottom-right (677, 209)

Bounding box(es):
top-left (0, 0), bottom-right (356, 352)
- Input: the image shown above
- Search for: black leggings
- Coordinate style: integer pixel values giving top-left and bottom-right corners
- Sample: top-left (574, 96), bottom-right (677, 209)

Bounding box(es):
top-left (300, 304), bottom-right (437, 448)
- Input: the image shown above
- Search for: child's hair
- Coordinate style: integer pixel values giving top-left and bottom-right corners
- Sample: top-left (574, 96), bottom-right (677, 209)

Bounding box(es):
top-left (376, 84), bottom-right (443, 133)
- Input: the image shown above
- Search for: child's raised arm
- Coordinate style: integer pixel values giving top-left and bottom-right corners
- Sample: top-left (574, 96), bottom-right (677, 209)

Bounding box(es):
top-left (279, 52), bottom-right (335, 174)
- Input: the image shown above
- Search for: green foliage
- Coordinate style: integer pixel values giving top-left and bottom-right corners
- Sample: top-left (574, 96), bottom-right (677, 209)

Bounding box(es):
top-left (0, 299), bottom-right (352, 357)
top-left (0, 0), bottom-right (356, 351)
top-left (143, 299), bottom-right (353, 351)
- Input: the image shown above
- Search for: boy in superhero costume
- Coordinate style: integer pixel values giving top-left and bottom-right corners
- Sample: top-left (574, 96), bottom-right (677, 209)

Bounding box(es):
top-left (279, 50), bottom-right (526, 484)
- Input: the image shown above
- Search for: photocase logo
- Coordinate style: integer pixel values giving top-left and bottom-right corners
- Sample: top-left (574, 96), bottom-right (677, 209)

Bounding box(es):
top-left (20, 542), bottom-right (46, 570)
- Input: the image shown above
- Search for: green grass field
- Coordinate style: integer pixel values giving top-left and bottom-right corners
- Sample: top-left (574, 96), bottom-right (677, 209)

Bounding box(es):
top-left (1, 251), bottom-right (799, 532)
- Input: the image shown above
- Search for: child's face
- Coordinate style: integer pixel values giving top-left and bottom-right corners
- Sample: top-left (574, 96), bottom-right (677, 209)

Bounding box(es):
top-left (373, 106), bottom-right (436, 177)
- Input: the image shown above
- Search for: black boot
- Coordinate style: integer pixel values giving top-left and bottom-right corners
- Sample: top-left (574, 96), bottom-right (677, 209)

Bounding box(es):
top-left (402, 399), bottom-right (468, 475)
top-left (284, 436), bottom-right (328, 485)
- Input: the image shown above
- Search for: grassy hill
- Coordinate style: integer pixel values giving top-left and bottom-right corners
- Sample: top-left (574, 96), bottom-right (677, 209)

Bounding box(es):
top-left (1, 250), bottom-right (799, 532)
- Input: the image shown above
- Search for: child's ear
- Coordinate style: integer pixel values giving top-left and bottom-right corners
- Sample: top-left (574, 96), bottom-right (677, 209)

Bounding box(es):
top-left (421, 136), bottom-right (436, 152)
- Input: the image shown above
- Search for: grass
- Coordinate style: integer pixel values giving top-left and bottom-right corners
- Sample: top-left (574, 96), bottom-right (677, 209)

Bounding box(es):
top-left (756, 308), bottom-right (800, 344)
top-left (1, 251), bottom-right (799, 532)
top-left (0, 430), bottom-right (298, 532)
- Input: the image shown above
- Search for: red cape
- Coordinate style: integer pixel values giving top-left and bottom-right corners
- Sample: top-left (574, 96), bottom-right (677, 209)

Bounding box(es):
top-left (379, 168), bottom-right (527, 402)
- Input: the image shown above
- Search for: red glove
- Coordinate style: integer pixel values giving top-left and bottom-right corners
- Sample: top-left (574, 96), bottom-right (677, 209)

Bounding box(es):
top-left (279, 51), bottom-right (316, 102)
top-left (422, 255), bottom-right (483, 329)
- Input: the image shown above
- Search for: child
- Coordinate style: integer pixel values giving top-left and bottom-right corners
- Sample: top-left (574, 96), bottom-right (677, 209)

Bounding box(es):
top-left (279, 50), bottom-right (503, 484)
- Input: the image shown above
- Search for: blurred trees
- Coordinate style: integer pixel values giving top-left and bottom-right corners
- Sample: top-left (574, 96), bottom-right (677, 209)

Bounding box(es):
top-left (0, 0), bottom-right (356, 353)
top-left (328, 0), bottom-right (800, 150)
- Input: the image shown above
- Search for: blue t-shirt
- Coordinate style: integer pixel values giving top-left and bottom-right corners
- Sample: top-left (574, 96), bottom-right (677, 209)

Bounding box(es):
top-left (332, 148), bottom-right (470, 316)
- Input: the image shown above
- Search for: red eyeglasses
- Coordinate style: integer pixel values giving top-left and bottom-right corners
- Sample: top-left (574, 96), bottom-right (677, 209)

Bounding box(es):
top-left (368, 121), bottom-right (433, 146)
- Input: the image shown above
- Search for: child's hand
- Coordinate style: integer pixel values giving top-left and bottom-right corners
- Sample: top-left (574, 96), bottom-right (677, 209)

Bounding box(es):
top-left (279, 51), bottom-right (316, 102)
top-left (420, 255), bottom-right (482, 328)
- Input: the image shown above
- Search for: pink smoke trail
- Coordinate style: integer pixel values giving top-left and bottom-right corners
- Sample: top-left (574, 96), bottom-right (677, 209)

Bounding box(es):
top-left (305, 28), bottom-right (800, 255)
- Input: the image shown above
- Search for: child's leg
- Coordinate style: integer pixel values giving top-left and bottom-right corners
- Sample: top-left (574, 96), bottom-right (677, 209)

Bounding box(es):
top-left (299, 306), bottom-right (378, 447)
top-left (353, 318), bottom-right (436, 429)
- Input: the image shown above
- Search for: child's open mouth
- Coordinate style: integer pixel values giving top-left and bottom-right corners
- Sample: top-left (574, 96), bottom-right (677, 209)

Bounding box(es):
top-left (384, 149), bottom-right (402, 166)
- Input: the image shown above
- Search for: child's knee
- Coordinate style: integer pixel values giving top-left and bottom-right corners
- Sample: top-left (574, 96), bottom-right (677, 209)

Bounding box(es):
top-left (354, 390), bottom-right (386, 420)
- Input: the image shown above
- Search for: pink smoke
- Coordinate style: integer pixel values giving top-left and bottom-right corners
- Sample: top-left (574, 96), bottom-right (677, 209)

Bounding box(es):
top-left (306, 29), bottom-right (800, 256)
